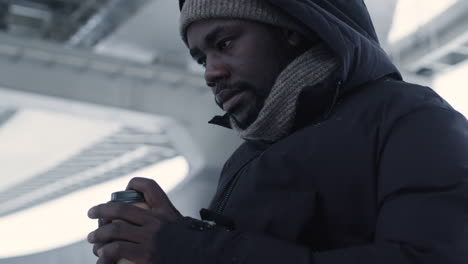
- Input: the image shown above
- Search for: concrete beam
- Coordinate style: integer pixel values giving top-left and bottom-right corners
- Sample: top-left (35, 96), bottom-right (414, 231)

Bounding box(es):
top-left (0, 108), bottom-right (16, 128)
top-left (0, 33), bottom-right (241, 172)
top-left (390, 1), bottom-right (468, 76)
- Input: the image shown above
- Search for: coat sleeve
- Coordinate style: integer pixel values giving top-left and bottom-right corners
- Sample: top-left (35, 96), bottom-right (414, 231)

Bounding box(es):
top-left (155, 107), bottom-right (468, 264)
top-left (313, 107), bottom-right (468, 263)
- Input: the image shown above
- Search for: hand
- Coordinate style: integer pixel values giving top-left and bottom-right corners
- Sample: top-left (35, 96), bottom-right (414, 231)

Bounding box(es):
top-left (87, 177), bottom-right (183, 264)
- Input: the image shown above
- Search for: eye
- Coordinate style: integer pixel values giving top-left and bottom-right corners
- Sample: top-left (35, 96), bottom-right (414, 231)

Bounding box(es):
top-left (197, 57), bottom-right (206, 68)
top-left (217, 39), bottom-right (233, 51)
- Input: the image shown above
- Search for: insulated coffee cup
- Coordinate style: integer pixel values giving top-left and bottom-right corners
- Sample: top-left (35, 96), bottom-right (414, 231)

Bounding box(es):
top-left (110, 190), bottom-right (150, 264)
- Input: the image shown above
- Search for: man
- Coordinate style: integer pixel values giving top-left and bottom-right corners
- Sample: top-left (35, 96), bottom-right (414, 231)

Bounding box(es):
top-left (87, 0), bottom-right (468, 263)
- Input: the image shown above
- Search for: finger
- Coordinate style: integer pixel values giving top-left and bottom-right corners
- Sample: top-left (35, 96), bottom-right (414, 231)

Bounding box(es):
top-left (88, 201), bottom-right (113, 221)
top-left (88, 221), bottom-right (154, 244)
top-left (98, 218), bottom-right (113, 227)
top-left (96, 255), bottom-right (122, 264)
top-left (93, 243), bottom-right (103, 257)
top-left (96, 256), bottom-right (113, 264)
top-left (97, 241), bottom-right (143, 264)
top-left (88, 202), bottom-right (153, 225)
top-left (126, 177), bottom-right (171, 209)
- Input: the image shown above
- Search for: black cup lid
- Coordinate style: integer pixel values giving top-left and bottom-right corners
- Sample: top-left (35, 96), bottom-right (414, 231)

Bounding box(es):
top-left (111, 190), bottom-right (145, 203)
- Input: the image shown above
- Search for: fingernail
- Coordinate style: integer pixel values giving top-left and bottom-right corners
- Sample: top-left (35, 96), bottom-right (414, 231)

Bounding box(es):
top-left (97, 248), bottom-right (103, 257)
top-left (88, 207), bottom-right (96, 218)
top-left (87, 232), bottom-right (95, 243)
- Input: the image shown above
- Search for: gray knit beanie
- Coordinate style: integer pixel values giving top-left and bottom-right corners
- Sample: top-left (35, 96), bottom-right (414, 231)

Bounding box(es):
top-left (180, 0), bottom-right (314, 45)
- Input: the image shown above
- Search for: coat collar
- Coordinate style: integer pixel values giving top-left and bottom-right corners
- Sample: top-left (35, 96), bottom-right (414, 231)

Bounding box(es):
top-left (208, 70), bottom-right (341, 132)
top-left (181, 0), bottom-right (402, 132)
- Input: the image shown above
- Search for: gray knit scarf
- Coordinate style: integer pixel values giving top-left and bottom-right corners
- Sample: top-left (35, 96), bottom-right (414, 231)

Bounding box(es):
top-left (230, 44), bottom-right (338, 142)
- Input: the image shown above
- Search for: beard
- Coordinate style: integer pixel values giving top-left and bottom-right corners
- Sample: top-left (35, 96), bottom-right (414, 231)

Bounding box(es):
top-left (214, 81), bottom-right (269, 129)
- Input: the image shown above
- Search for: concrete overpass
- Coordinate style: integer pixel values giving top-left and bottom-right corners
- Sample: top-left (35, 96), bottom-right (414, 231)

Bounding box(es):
top-left (390, 0), bottom-right (468, 77)
top-left (0, 0), bottom-right (407, 262)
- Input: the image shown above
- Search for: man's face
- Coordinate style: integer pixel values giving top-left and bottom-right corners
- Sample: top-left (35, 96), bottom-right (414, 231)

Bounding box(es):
top-left (186, 19), bottom-right (299, 128)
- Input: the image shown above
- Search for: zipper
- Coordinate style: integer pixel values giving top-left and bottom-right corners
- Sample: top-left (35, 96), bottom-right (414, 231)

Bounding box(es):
top-left (212, 80), bottom-right (342, 215)
top-left (214, 166), bottom-right (245, 214)
top-left (198, 165), bottom-right (248, 231)
top-left (324, 80), bottom-right (342, 119)
top-left (212, 142), bottom-right (269, 215)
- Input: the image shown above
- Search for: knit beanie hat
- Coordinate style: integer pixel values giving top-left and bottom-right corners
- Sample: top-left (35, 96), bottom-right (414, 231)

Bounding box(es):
top-left (180, 0), bottom-right (314, 45)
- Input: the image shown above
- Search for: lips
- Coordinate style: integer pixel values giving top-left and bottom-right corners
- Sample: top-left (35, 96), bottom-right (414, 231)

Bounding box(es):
top-left (215, 89), bottom-right (243, 112)
top-left (216, 89), bottom-right (237, 103)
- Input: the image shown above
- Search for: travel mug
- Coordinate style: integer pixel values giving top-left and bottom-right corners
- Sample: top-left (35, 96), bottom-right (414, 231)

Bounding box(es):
top-left (110, 190), bottom-right (150, 264)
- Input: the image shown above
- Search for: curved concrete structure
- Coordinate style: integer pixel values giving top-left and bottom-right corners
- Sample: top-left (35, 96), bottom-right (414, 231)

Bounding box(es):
top-left (0, 0), bottom-right (398, 262)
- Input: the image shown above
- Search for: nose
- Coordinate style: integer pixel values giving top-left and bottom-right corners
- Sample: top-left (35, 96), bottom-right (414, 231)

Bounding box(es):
top-left (204, 56), bottom-right (230, 88)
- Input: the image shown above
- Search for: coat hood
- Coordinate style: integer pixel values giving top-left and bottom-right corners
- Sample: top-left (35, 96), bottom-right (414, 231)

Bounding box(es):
top-left (264, 0), bottom-right (401, 90)
top-left (179, 0), bottom-right (402, 129)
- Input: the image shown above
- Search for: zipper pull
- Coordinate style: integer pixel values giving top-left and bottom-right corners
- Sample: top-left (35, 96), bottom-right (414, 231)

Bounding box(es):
top-left (200, 208), bottom-right (236, 230)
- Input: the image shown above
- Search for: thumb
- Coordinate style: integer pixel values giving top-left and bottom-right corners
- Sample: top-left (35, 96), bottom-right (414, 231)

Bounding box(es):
top-left (125, 177), bottom-right (172, 209)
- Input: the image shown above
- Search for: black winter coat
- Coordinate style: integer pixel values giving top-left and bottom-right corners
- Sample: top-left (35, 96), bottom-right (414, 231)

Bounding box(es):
top-left (156, 1), bottom-right (468, 263)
